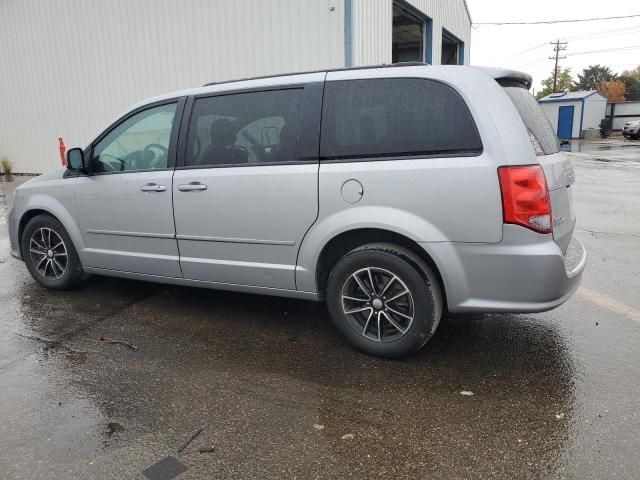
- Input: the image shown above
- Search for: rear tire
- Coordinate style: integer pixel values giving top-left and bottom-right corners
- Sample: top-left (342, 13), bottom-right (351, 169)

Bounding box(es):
top-left (21, 214), bottom-right (85, 290)
top-left (326, 243), bottom-right (442, 358)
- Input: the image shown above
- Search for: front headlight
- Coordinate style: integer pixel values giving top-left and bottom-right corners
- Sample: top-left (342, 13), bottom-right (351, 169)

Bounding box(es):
top-left (629, 121), bottom-right (640, 127)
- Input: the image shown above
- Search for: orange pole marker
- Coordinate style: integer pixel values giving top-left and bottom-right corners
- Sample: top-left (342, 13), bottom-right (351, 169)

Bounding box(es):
top-left (58, 137), bottom-right (66, 166)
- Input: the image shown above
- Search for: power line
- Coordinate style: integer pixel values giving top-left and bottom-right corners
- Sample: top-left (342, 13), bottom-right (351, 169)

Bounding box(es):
top-left (515, 58), bottom-right (550, 69)
top-left (509, 41), bottom-right (549, 57)
top-left (566, 25), bottom-right (640, 41)
top-left (567, 45), bottom-right (640, 56)
top-left (508, 25), bottom-right (640, 60)
top-left (516, 47), bottom-right (640, 69)
top-left (474, 13), bottom-right (640, 26)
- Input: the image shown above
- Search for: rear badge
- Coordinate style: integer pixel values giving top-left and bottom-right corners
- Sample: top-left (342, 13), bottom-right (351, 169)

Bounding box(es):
top-left (566, 169), bottom-right (575, 184)
top-left (553, 216), bottom-right (566, 227)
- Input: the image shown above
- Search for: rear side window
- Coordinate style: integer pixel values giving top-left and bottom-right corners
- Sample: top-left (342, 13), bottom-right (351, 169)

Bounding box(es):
top-left (504, 86), bottom-right (560, 155)
top-left (320, 78), bottom-right (482, 160)
top-left (185, 89), bottom-right (302, 167)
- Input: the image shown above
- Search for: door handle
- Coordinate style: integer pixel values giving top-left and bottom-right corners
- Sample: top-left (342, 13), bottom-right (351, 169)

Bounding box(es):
top-left (140, 183), bottom-right (167, 192)
top-left (178, 183), bottom-right (208, 192)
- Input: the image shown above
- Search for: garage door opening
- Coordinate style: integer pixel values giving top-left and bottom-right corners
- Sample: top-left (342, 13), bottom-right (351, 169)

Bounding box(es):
top-left (392, 2), bottom-right (425, 63)
top-left (441, 29), bottom-right (463, 65)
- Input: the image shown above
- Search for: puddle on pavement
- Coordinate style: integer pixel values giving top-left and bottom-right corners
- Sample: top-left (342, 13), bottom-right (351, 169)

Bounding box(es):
top-left (105, 421), bottom-right (125, 437)
top-left (563, 140), bottom-right (640, 155)
top-left (1, 272), bottom-right (578, 478)
top-left (64, 350), bottom-right (89, 366)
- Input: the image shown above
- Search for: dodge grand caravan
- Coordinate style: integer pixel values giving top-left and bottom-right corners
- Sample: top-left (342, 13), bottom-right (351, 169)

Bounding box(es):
top-left (8, 64), bottom-right (586, 358)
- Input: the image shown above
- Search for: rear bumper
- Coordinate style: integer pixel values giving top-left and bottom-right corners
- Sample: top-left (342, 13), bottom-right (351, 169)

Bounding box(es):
top-left (424, 225), bottom-right (587, 313)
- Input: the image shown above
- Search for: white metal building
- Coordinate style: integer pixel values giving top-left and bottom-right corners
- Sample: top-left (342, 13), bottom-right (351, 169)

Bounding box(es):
top-left (0, 0), bottom-right (472, 173)
top-left (606, 101), bottom-right (640, 130)
top-left (538, 90), bottom-right (608, 139)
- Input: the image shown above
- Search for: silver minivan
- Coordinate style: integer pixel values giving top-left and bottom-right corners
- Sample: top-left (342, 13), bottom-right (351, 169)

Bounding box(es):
top-left (8, 64), bottom-right (586, 357)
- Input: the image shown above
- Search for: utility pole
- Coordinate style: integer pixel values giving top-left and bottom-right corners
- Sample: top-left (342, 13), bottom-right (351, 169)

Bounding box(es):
top-left (549, 39), bottom-right (567, 92)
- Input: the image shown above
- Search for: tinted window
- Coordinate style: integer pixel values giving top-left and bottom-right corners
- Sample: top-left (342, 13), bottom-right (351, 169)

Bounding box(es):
top-left (186, 89), bottom-right (302, 167)
top-left (320, 78), bottom-right (482, 159)
top-left (504, 86), bottom-right (560, 155)
top-left (92, 103), bottom-right (176, 173)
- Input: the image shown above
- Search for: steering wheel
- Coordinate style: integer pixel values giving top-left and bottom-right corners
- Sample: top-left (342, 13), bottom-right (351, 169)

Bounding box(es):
top-left (230, 145), bottom-right (248, 154)
top-left (142, 144), bottom-right (169, 169)
top-left (98, 153), bottom-right (126, 172)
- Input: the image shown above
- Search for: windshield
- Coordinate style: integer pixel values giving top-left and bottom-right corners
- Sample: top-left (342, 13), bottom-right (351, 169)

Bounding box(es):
top-left (504, 86), bottom-right (560, 155)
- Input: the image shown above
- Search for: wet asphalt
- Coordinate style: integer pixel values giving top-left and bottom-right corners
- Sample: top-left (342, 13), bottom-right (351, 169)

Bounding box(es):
top-left (0, 138), bottom-right (639, 479)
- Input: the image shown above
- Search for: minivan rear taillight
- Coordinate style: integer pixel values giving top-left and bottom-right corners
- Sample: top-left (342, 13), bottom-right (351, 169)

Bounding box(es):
top-left (497, 165), bottom-right (552, 234)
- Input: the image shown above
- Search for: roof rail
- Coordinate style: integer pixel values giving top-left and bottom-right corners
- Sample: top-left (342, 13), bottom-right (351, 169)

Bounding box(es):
top-left (202, 62), bottom-right (429, 87)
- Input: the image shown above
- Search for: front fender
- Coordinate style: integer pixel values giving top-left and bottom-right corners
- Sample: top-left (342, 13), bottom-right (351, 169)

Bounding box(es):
top-left (17, 185), bottom-right (86, 265)
top-left (295, 205), bottom-right (447, 292)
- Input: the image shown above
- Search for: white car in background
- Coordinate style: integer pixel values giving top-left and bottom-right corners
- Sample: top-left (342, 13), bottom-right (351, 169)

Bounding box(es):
top-left (623, 120), bottom-right (640, 139)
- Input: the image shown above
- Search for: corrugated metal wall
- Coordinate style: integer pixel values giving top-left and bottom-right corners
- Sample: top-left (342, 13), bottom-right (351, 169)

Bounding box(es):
top-left (351, 0), bottom-right (471, 67)
top-left (351, 0), bottom-right (393, 66)
top-left (0, 0), bottom-right (345, 173)
top-left (0, 0), bottom-right (472, 173)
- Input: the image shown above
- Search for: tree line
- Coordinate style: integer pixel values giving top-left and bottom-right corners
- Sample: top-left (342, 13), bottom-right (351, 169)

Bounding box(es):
top-left (535, 65), bottom-right (640, 102)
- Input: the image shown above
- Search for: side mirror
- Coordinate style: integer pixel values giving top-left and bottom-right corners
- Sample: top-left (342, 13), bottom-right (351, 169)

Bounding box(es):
top-left (66, 148), bottom-right (85, 171)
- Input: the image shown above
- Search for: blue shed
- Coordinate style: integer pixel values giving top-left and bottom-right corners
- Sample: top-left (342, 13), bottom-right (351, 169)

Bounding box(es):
top-left (538, 90), bottom-right (608, 139)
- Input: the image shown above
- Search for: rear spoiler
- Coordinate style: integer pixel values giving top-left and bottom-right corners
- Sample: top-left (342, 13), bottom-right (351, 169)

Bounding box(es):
top-left (474, 67), bottom-right (533, 90)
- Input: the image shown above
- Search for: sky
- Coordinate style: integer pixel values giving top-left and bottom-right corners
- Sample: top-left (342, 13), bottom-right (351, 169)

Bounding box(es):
top-left (466, 0), bottom-right (640, 93)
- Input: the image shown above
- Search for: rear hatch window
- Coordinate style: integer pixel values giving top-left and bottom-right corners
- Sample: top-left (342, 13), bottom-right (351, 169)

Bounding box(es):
top-left (503, 87), bottom-right (560, 156)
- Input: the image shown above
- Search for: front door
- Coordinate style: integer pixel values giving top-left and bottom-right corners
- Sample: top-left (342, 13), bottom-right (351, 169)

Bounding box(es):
top-left (76, 100), bottom-right (183, 277)
top-left (557, 105), bottom-right (574, 139)
top-left (172, 84), bottom-right (322, 290)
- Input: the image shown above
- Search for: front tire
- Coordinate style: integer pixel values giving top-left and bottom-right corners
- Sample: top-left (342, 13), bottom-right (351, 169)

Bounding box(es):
top-left (326, 244), bottom-right (442, 358)
top-left (21, 214), bottom-right (85, 290)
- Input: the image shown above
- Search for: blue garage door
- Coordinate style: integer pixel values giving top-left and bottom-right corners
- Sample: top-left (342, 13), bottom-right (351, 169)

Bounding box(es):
top-left (557, 105), bottom-right (574, 139)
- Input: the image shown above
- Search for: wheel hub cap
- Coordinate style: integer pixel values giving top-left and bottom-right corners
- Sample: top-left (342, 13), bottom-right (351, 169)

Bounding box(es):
top-left (341, 267), bottom-right (415, 343)
top-left (29, 227), bottom-right (68, 280)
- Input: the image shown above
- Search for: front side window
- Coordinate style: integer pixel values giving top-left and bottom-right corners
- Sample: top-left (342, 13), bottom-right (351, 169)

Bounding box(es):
top-left (92, 103), bottom-right (177, 173)
top-left (320, 78), bottom-right (482, 160)
top-left (185, 89), bottom-right (302, 167)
